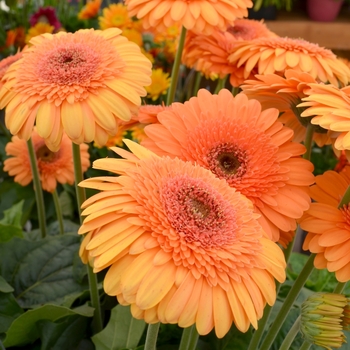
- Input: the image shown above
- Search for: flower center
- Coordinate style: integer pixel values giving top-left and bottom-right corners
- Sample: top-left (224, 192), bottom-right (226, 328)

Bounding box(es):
top-left (207, 143), bottom-right (247, 180)
top-left (36, 144), bottom-right (57, 162)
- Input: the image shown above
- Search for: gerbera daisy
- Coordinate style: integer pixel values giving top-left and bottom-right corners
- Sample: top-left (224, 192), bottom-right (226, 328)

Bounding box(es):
top-left (145, 68), bottom-right (171, 101)
top-left (142, 89), bottom-right (315, 244)
top-left (299, 84), bottom-right (350, 151)
top-left (182, 19), bottom-right (276, 86)
top-left (98, 3), bottom-right (133, 30)
top-left (229, 37), bottom-right (350, 87)
top-left (124, 0), bottom-right (253, 35)
top-left (134, 104), bottom-right (170, 124)
top-left (4, 128), bottom-right (90, 193)
top-left (29, 6), bottom-right (62, 31)
top-left (0, 28), bottom-right (152, 151)
top-left (25, 23), bottom-right (55, 44)
top-left (0, 52), bottom-right (23, 90)
top-left (300, 165), bottom-right (350, 282)
top-left (78, 0), bottom-right (102, 20)
top-left (79, 140), bottom-right (286, 337)
top-left (241, 70), bottom-right (332, 146)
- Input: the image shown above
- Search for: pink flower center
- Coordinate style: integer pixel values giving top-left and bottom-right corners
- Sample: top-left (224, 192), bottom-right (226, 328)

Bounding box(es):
top-left (36, 44), bottom-right (100, 85)
top-left (160, 175), bottom-right (238, 248)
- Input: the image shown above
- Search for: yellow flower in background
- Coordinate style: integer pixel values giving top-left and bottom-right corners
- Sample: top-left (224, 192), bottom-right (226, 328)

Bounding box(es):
top-left (0, 28), bottom-right (152, 151)
top-left (98, 3), bottom-right (133, 30)
top-left (146, 68), bottom-right (171, 101)
top-left (78, 0), bottom-right (102, 20)
top-left (122, 27), bottom-right (143, 46)
top-left (25, 23), bottom-right (54, 44)
top-left (130, 124), bottom-right (146, 143)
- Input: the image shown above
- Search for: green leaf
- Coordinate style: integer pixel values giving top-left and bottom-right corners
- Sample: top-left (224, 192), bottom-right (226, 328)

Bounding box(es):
top-left (3, 304), bottom-right (91, 347)
top-left (0, 276), bottom-right (13, 293)
top-left (0, 235), bottom-right (88, 308)
top-left (38, 314), bottom-right (90, 350)
top-left (0, 200), bottom-right (24, 227)
top-left (59, 191), bottom-right (74, 218)
top-left (92, 305), bottom-right (146, 350)
top-left (0, 224), bottom-right (23, 242)
top-left (0, 292), bottom-right (24, 334)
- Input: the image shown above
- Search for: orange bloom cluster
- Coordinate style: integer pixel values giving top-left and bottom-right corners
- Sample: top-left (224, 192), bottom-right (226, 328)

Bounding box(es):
top-left (300, 166), bottom-right (350, 282)
top-left (142, 89), bottom-right (315, 245)
top-left (78, 0), bottom-right (102, 20)
top-left (79, 140), bottom-right (286, 337)
top-left (4, 128), bottom-right (90, 193)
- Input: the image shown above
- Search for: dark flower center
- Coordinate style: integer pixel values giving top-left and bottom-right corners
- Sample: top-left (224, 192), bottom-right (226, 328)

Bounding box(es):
top-left (36, 145), bottom-right (57, 162)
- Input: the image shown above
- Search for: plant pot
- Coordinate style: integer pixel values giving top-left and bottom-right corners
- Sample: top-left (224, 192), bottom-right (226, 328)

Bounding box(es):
top-left (248, 5), bottom-right (278, 20)
top-left (307, 0), bottom-right (344, 22)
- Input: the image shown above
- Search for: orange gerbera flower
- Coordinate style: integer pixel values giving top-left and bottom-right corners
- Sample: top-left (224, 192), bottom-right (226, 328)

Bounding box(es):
top-left (0, 28), bottom-right (152, 152)
top-left (182, 19), bottom-right (276, 86)
top-left (241, 70), bottom-right (332, 146)
top-left (78, 0), bottom-right (102, 20)
top-left (79, 140), bottom-right (286, 337)
top-left (142, 89), bottom-right (315, 244)
top-left (229, 37), bottom-right (350, 87)
top-left (4, 128), bottom-right (90, 193)
top-left (98, 3), bottom-right (133, 30)
top-left (134, 104), bottom-right (170, 124)
top-left (25, 23), bottom-right (55, 44)
top-left (124, 0), bottom-right (253, 35)
top-left (299, 84), bottom-right (350, 151)
top-left (0, 52), bottom-right (23, 90)
top-left (300, 165), bottom-right (350, 282)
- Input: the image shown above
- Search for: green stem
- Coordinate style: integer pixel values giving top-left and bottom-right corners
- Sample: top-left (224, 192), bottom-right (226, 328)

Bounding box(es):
top-left (179, 324), bottom-right (199, 350)
top-left (0, 339), bottom-right (6, 350)
top-left (144, 323), bottom-right (160, 350)
top-left (259, 254), bottom-right (315, 350)
top-left (333, 282), bottom-right (347, 294)
top-left (214, 75), bottom-right (228, 94)
top-left (166, 26), bottom-right (187, 105)
top-left (26, 138), bottom-right (47, 238)
top-left (339, 185), bottom-right (350, 208)
top-left (193, 71), bottom-right (202, 97)
top-left (52, 189), bottom-right (64, 235)
top-left (232, 86), bottom-right (240, 96)
top-left (299, 341), bottom-right (312, 350)
top-left (72, 143), bottom-right (103, 334)
top-left (303, 123), bottom-right (314, 160)
top-left (279, 315), bottom-right (300, 350)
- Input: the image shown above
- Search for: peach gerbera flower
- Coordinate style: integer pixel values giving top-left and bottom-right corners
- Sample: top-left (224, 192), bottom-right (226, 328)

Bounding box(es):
top-left (182, 19), bottom-right (276, 86)
top-left (142, 89), bottom-right (315, 245)
top-left (25, 23), bottom-right (55, 44)
top-left (241, 70), bottom-right (332, 146)
top-left (0, 52), bottom-right (23, 90)
top-left (78, 0), bottom-right (102, 20)
top-left (0, 28), bottom-right (152, 152)
top-left (124, 0), bottom-right (253, 35)
top-left (79, 140), bottom-right (286, 337)
top-left (134, 104), bottom-right (170, 124)
top-left (300, 165), bottom-right (350, 282)
top-left (98, 3), bottom-right (133, 30)
top-left (4, 128), bottom-right (90, 193)
top-left (229, 37), bottom-right (350, 87)
top-left (299, 84), bottom-right (350, 151)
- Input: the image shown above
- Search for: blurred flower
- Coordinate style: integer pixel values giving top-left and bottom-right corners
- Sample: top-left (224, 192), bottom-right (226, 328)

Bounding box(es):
top-left (142, 89), bottom-right (315, 245)
top-left (301, 293), bottom-right (350, 349)
top-left (334, 150), bottom-right (349, 172)
top-left (124, 0), bottom-right (253, 35)
top-left (182, 19), bottom-right (276, 86)
top-left (145, 68), bottom-right (171, 101)
top-left (130, 124), bottom-right (146, 143)
top-left (299, 84), bottom-right (350, 151)
top-left (300, 165), bottom-right (350, 282)
top-left (98, 3), bottom-right (133, 30)
top-left (78, 0), bottom-right (102, 20)
top-left (122, 27), bottom-right (143, 46)
top-left (229, 37), bottom-right (350, 87)
top-left (4, 128), bottom-right (90, 193)
top-left (3, 27), bottom-right (25, 50)
top-left (0, 28), bottom-right (152, 151)
top-left (29, 6), bottom-right (62, 31)
top-left (25, 23), bottom-right (55, 44)
top-left (134, 104), bottom-right (170, 124)
top-left (241, 70), bottom-right (332, 146)
top-left (79, 140), bottom-right (286, 337)
top-left (0, 52), bottom-right (23, 90)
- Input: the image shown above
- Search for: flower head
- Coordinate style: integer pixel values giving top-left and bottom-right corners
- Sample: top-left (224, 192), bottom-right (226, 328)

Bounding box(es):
top-left (0, 28), bottom-right (152, 151)
top-left (4, 128), bottom-right (90, 193)
top-left (79, 140), bottom-right (286, 337)
top-left (0, 52), bottom-right (23, 90)
top-left (229, 37), bottom-right (350, 87)
top-left (25, 23), bottom-right (55, 44)
top-left (142, 89), bottom-right (314, 245)
top-left (299, 84), bottom-right (350, 151)
top-left (182, 19), bottom-right (276, 86)
top-left (300, 165), bottom-right (350, 282)
top-left (29, 6), bottom-right (62, 31)
top-left (78, 0), bottom-right (102, 20)
top-left (124, 0), bottom-right (253, 35)
top-left (241, 70), bottom-right (332, 146)
top-left (145, 68), bottom-right (171, 101)
top-left (301, 293), bottom-right (350, 349)
top-left (98, 3), bottom-right (133, 30)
